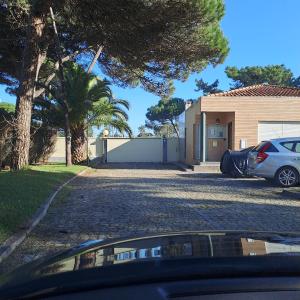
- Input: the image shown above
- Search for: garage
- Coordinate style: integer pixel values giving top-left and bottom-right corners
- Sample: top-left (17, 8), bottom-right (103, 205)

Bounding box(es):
top-left (258, 121), bottom-right (300, 142)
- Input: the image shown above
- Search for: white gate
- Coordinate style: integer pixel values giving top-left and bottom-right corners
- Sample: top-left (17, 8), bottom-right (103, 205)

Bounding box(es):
top-left (48, 137), bottom-right (179, 163)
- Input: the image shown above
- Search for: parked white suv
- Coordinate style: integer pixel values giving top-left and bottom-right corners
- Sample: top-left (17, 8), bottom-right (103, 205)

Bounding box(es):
top-left (248, 137), bottom-right (300, 187)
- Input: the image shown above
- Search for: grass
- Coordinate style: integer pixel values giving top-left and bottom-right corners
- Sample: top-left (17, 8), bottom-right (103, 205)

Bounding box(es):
top-left (0, 164), bottom-right (87, 244)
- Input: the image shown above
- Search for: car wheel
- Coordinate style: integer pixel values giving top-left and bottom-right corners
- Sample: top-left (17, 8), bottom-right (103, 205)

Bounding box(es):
top-left (275, 166), bottom-right (299, 187)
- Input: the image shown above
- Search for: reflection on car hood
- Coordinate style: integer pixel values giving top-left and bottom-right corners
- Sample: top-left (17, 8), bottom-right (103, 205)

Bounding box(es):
top-left (2, 231), bottom-right (300, 285)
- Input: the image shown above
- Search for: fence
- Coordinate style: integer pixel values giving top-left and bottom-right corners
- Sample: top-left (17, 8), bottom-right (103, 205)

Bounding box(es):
top-left (48, 137), bottom-right (179, 163)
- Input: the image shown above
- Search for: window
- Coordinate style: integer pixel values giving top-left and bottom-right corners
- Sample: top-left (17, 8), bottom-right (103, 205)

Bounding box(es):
top-left (254, 141), bottom-right (268, 152)
top-left (280, 142), bottom-right (295, 152)
top-left (294, 142), bottom-right (300, 153)
top-left (207, 125), bottom-right (225, 139)
top-left (183, 242), bottom-right (193, 256)
top-left (266, 144), bottom-right (279, 152)
top-left (151, 247), bottom-right (161, 257)
top-left (254, 141), bottom-right (279, 152)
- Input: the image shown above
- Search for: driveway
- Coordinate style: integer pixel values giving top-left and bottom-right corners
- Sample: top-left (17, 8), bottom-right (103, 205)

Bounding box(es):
top-left (1, 163), bottom-right (300, 273)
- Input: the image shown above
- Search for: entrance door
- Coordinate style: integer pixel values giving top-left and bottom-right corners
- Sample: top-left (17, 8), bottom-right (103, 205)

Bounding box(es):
top-left (207, 125), bottom-right (226, 161)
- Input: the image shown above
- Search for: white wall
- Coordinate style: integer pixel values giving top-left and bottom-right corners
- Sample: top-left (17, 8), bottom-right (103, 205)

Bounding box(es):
top-left (166, 138), bottom-right (179, 162)
top-left (106, 138), bottom-right (163, 163)
top-left (49, 137), bottom-right (65, 162)
top-left (48, 137), bottom-right (179, 163)
top-left (48, 137), bottom-right (103, 162)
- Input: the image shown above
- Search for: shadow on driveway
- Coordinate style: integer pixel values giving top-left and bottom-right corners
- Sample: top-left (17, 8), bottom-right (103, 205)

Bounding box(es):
top-left (90, 162), bottom-right (179, 170)
top-left (1, 166), bottom-right (300, 274)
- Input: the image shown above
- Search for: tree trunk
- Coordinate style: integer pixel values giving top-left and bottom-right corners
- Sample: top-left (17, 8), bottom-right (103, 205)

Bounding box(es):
top-left (87, 46), bottom-right (103, 74)
top-left (65, 112), bottom-right (73, 166)
top-left (170, 119), bottom-right (179, 138)
top-left (50, 6), bottom-right (73, 167)
top-left (71, 123), bottom-right (87, 164)
top-left (67, 46), bottom-right (102, 165)
top-left (12, 15), bottom-right (46, 170)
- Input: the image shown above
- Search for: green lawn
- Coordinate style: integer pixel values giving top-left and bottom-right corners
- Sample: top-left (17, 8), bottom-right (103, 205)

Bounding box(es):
top-left (0, 164), bottom-right (87, 244)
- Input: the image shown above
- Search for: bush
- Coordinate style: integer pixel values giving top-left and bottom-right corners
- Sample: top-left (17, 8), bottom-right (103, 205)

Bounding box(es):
top-left (0, 109), bottom-right (13, 168)
top-left (29, 126), bottom-right (57, 164)
top-left (0, 104), bottom-right (58, 167)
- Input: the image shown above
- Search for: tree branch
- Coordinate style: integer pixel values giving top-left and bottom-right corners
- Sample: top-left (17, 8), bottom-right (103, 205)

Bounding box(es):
top-left (87, 45), bottom-right (103, 74)
top-left (169, 118), bottom-right (179, 138)
top-left (34, 48), bottom-right (91, 98)
top-left (35, 82), bottom-right (60, 103)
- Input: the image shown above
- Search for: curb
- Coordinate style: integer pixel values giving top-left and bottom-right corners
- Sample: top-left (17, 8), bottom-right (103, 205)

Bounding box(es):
top-left (0, 168), bottom-right (89, 264)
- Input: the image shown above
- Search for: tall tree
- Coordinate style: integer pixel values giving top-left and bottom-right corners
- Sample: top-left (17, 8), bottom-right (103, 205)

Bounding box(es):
top-left (195, 64), bottom-right (300, 95)
top-left (225, 65), bottom-right (299, 88)
top-left (10, 2), bottom-right (49, 170)
top-left (0, 102), bottom-right (15, 113)
top-left (195, 79), bottom-right (223, 95)
top-left (146, 98), bottom-right (185, 138)
top-left (1, 0), bottom-right (228, 169)
top-left (49, 6), bottom-right (73, 166)
top-left (145, 121), bottom-right (175, 138)
top-left (34, 63), bottom-right (132, 163)
top-left (137, 125), bottom-right (153, 137)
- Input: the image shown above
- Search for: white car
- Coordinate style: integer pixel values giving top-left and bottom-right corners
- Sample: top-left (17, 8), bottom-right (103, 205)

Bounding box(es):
top-left (248, 137), bottom-right (300, 187)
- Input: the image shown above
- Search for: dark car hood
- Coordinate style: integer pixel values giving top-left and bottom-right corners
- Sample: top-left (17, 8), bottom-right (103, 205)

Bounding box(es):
top-left (2, 231), bottom-right (300, 285)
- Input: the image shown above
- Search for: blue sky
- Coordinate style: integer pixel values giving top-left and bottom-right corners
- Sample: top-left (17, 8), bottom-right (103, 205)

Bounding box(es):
top-left (1, 0), bottom-right (300, 135)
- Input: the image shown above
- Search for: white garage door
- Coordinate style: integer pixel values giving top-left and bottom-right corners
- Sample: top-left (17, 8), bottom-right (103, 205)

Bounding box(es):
top-left (258, 121), bottom-right (300, 142)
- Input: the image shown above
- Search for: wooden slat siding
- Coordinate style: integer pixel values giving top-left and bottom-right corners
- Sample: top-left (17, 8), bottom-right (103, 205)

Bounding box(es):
top-left (192, 124), bottom-right (196, 159)
top-left (185, 101), bottom-right (201, 164)
top-left (222, 112), bottom-right (235, 149)
top-left (205, 112), bottom-right (235, 160)
top-left (201, 96), bottom-right (300, 149)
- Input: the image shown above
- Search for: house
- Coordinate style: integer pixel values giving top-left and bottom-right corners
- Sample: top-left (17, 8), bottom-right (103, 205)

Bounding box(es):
top-left (179, 84), bottom-right (300, 165)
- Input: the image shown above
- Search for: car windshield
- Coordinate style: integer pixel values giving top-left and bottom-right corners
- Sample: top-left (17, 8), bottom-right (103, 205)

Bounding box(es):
top-left (1, 0), bottom-right (300, 289)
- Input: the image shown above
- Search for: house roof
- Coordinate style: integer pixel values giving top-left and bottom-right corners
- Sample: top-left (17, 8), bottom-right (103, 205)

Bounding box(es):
top-left (207, 84), bottom-right (300, 97)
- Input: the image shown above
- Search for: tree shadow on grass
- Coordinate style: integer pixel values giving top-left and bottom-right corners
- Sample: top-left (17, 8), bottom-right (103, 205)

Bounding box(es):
top-left (0, 168), bottom-right (84, 245)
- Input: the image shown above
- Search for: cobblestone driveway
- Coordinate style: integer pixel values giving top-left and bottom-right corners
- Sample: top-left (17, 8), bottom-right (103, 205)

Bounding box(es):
top-left (1, 163), bottom-right (300, 273)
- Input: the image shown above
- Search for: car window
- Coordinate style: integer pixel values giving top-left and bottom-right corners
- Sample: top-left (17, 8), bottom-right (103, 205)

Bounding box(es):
top-left (254, 141), bottom-right (269, 152)
top-left (294, 142), bottom-right (300, 153)
top-left (265, 144), bottom-right (279, 152)
top-left (280, 142), bottom-right (295, 152)
top-left (254, 142), bottom-right (278, 152)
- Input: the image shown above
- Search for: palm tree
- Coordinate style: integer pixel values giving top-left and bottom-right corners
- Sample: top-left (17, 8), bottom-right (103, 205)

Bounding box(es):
top-left (72, 97), bottom-right (132, 163)
top-left (34, 63), bottom-right (132, 164)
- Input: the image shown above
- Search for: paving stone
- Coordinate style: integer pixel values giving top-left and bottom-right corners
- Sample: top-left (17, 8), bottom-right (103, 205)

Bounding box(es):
top-left (1, 163), bottom-right (300, 274)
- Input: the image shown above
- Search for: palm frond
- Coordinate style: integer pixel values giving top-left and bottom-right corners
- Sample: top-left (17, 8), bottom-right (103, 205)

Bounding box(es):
top-left (111, 107), bottom-right (129, 121)
top-left (105, 119), bottom-right (133, 137)
top-left (110, 98), bottom-right (130, 110)
top-left (35, 62), bottom-right (132, 136)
